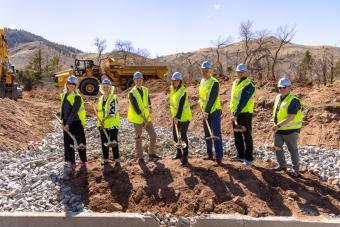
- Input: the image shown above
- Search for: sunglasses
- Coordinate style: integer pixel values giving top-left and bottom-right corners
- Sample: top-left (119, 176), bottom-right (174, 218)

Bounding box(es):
top-left (278, 87), bottom-right (287, 90)
top-left (67, 83), bottom-right (76, 86)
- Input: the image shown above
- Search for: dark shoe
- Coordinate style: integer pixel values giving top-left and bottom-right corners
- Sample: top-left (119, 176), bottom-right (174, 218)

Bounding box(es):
top-left (203, 155), bottom-right (214, 161)
top-left (273, 166), bottom-right (287, 172)
top-left (149, 154), bottom-right (162, 160)
top-left (243, 160), bottom-right (253, 167)
top-left (216, 159), bottom-right (223, 166)
top-left (289, 170), bottom-right (301, 178)
top-left (230, 156), bottom-right (243, 162)
top-left (172, 151), bottom-right (183, 160)
top-left (138, 158), bottom-right (145, 164)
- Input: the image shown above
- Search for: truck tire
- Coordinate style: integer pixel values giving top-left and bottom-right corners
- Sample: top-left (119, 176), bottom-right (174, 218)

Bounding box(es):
top-left (80, 79), bottom-right (99, 96)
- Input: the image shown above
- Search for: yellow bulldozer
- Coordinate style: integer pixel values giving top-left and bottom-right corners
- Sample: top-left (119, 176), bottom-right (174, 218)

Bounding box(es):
top-left (54, 57), bottom-right (168, 96)
top-left (0, 27), bottom-right (22, 100)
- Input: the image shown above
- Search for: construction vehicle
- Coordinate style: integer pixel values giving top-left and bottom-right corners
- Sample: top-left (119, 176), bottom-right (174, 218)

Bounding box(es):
top-left (54, 58), bottom-right (168, 96)
top-left (0, 27), bottom-right (22, 100)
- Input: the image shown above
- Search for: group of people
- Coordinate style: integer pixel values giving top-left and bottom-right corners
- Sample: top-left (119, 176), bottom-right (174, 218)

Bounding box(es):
top-left (59, 61), bottom-right (303, 178)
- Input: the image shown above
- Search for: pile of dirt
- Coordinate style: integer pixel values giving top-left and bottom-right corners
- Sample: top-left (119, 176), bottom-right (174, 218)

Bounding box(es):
top-left (118, 79), bottom-right (340, 149)
top-left (0, 90), bottom-right (59, 150)
top-left (69, 158), bottom-right (340, 218)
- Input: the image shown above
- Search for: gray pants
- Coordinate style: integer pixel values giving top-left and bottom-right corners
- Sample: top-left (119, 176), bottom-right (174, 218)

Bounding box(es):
top-left (133, 122), bottom-right (157, 159)
top-left (274, 132), bottom-right (300, 172)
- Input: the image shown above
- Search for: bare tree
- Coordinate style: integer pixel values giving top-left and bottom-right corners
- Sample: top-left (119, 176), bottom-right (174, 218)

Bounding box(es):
top-left (270, 25), bottom-right (296, 81)
top-left (239, 20), bottom-right (255, 64)
top-left (211, 36), bottom-right (232, 77)
top-left (93, 37), bottom-right (107, 66)
top-left (114, 40), bottom-right (134, 64)
top-left (135, 48), bottom-right (151, 65)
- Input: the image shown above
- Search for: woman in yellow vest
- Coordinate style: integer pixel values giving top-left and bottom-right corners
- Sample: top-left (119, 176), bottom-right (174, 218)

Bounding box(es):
top-left (127, 72), bottom-right (160, 163)
top-left (97, 78), bottom-right (121, 167)
top-left (169, 72), bottom-right (192, 165)
top-left (272, 77), bottom-right (303, 178)
top-left (60, 76), bottom-right (87, 171)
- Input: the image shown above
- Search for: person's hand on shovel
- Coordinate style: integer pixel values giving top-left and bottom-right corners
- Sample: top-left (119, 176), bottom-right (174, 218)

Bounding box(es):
top-left (203, 112), bottom-right (209, 120)
top-left (173, 118), bottom-right (179, 125)
top-left (272, 124), bottom-right (280, 132)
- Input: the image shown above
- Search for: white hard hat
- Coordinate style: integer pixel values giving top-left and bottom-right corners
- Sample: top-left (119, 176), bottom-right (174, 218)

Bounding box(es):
top-left (278, 77), bottom-right (291, 87)
top-left (235, 64), bottom-right (247, 72)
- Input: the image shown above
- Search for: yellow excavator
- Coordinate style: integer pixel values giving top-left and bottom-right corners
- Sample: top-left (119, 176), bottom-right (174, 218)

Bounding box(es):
top-left (54, 58), bottom-right (168, 96)
top-left (0, 27), bottom-right (22, 100)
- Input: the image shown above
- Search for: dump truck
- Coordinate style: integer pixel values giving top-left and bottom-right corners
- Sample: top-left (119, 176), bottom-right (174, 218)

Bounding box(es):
top-left (0, 27), bottom-right (22, 100)
top-left (54, 58), bottom-right (168, 96)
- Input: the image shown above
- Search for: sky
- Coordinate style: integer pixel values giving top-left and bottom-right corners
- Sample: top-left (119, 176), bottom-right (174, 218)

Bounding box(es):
top-left (1, 0), bottom-right (339, 57)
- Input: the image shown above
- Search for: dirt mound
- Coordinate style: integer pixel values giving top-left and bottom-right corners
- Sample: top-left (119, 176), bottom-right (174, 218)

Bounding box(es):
top-left (69, 158), bottom-right (339, 218)
top-left (0, 90), bottom-right (59, 151)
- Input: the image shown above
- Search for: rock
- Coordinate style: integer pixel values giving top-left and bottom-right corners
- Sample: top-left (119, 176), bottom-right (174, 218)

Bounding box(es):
top-left (204, 199), bottom-right (214, 211)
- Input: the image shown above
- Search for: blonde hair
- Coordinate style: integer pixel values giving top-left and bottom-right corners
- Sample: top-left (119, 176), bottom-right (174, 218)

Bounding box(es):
top-left (99, 84), bottom-right (115, 95)
top-left (63, 81), bottom-right (80, 94)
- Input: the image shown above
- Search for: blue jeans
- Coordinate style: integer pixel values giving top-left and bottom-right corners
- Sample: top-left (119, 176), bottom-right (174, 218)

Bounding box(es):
top-left (203, 110), bottom-right (223, 160)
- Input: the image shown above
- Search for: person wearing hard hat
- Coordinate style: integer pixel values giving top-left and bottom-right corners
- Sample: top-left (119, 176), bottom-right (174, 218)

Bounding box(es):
top-left (272, 77), bottom-right (303, 178)
top-left (59, 76), bottom-right (87, 171)
top-left (127, 72), bottom-right (160, 163)
top-left (229, 64), bottom-right (256, 166)
top-left (169, 72), bottom-right (192, 166)
top-left (199, 61), bottom-right (224, 165)
top-left (96, 78), bottom-right (121, 167)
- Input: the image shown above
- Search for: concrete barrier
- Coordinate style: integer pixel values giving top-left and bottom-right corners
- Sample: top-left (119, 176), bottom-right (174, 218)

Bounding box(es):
top-left (1, 212), bottom-right (339, 227)
top-left (192, 214), bottom-right (340, 227)
top-left (0, 212), bottom-right (159, 227)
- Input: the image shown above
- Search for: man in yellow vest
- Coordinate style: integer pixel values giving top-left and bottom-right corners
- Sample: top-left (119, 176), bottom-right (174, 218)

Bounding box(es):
top-left (127, 72), bottom-right (160, 163)
top-left (199, 61), bottom-right (223, 165)
top-left (169, 72), bottom-right (192, 166)
top-left (60, 76), bottom-right (87, 171)
top-left (272, 77), bottom-right (303, 178)
top-left (229, 64), bottom-right (256, 166)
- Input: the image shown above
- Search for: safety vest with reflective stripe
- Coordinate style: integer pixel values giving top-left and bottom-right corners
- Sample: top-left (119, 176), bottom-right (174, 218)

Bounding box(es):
top-left (169, 85), bottom-right (192, 122)
top-left (229, 78), bottom-right (255, 113)
top-left (127, 86), bottom-right (151, 124)
top-left (97, 94), bottom-right (120, 128)
top-left (273, 93), bottom-right (303, 130)
top-left (199, 76), bottom-right (221, 113)
top-left (60, 92), bottom-right (86, 126)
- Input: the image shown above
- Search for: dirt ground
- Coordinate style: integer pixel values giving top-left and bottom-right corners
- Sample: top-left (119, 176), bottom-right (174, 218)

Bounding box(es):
top-left (69, 158), bottom-right (340, 218)
top-left (0, 90), bottom-right (59, 150)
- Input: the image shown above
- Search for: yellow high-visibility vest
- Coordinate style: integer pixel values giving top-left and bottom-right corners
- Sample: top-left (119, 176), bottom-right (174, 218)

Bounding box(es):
top-left (97, 94), bottom-right (120, 128)
top-left (229, 78), bottom-right (255, 113)
top-left (60, 92), bottom-right (86, 125)
top-left (127, 86), bottom-right (150, 124)
top-left (170, 85), bottom-right (192, 122)
top-left (199, 76), bottom-right (221, 113)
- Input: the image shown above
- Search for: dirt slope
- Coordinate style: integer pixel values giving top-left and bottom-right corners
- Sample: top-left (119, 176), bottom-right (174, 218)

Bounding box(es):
top-left (69, 158), bottom-right (340, 218)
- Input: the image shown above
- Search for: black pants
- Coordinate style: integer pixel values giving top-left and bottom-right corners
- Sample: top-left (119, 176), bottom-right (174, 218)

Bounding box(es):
top-left (172, 121), bottom-right (190, 156)
top-left (63, 120), bottom-right (87, 163)
top-left (99, 128), bottom-right (120, 160)
top-left (233, 113), bottom-right (253, 161)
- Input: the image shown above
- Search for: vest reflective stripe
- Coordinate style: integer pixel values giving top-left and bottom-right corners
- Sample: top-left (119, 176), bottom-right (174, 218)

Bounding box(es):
top-left (127, 86), bottom-right (150, 124)
top-left (273, 93), bottom-right (303, 130)
top-left (169, 85), bottom-right (192, 122)
top-left (60, 92), bottom-right (86, 126)
top-left (229, 78), bottom-right (255, 113)
top-left (97, 94), bottom-right (120, 128)
top-left (199, 76), bottom-right (221, 113)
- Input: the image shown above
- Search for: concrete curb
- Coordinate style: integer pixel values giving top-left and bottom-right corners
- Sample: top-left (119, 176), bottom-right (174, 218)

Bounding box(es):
top-left (0, 212), bottom-right (159, 227)
top-left (191, 214), bottom-right (340, 227)
top-left (0, 212), bottom-right (339, 227)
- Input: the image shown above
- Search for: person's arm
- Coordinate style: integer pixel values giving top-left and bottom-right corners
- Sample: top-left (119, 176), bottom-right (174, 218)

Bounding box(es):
top-left (175, 92), bottom-right (186, 120)
top-left (233, 83), bottom-right (255, 117)
top-left (66, 95), bottom-right (81, 126)
top-left (205, 82), bottom-right (219, 113)
top-left (148, 95), bottom-right (152, 110)
top-left (129, 93), bottom-right (142, 115)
